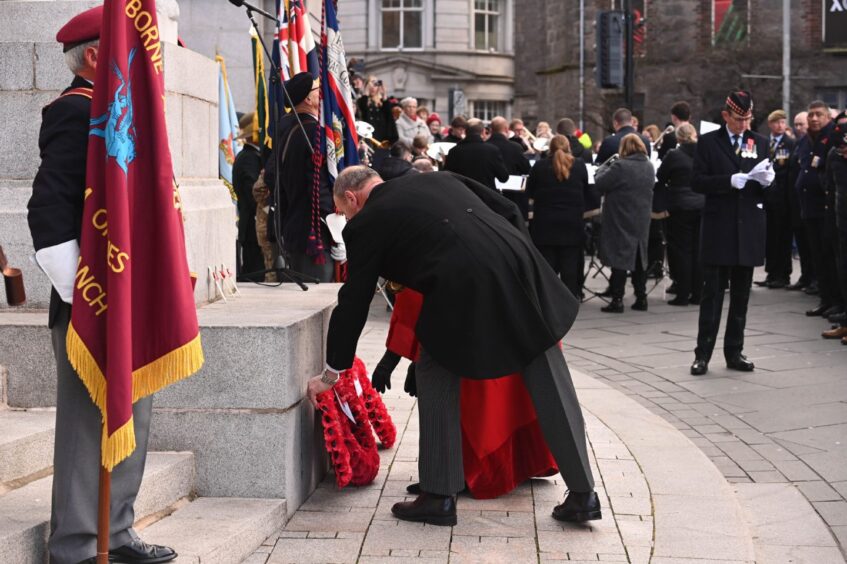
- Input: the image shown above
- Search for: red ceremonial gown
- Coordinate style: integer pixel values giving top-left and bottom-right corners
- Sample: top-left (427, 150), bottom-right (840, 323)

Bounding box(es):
top-left (386, 290), bottom-right (558, 499)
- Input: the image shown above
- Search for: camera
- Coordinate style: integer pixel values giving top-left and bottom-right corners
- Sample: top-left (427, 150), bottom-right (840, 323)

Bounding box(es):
top-left (374, 79), bottom-right (383, 87)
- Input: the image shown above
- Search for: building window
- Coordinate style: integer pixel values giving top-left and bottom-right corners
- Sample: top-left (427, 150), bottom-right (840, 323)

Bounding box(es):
top-left (474, 0), bottom-right (500, 51)
top-left (816, 88), bottom-right (847, 111)
top-left (712, 0), bottom-right (749, 46)
top-left (381, 0), bottom-right (423, 49)
top-left (471, 100), bottom-right (507, 121)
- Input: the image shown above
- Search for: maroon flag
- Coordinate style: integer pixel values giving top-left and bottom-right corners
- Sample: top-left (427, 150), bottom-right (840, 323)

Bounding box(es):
top-left (66, 0), bottom-right (204, 471)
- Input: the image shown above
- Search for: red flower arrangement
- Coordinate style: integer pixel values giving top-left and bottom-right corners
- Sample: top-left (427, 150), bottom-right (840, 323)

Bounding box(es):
top-left (315, 357), bottom-right (396, 488)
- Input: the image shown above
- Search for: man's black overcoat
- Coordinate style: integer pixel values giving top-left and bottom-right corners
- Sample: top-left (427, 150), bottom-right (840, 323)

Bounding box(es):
top-left (691, 125), bottom-right (769, 267)
top-left (326, 172), bottom-right (578, 380)
top-left (596, 125), bottom-right (652, 165)
top-left (443, 134), bottom-right (509, 189)
top-left (27, 76), bottom-right (91, 328)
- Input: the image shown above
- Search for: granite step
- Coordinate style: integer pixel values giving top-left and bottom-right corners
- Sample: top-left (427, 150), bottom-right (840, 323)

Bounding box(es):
top-left (0, 451), bottom-right (194, 564)
top-left (0, 409), bottom-right (54, 487)
top-left (139, 497), bottom-right (286, 564)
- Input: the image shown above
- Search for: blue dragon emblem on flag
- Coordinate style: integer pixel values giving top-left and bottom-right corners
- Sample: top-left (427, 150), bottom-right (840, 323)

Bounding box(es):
top-left (90, 48), bottom-right (137, 175)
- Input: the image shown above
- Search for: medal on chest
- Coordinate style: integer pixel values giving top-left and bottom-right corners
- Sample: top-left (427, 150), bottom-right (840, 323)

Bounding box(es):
top-left (741, 138), bottom-right (758, 159)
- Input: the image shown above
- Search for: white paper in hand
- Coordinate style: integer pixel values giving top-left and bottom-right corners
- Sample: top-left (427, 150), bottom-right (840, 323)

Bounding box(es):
top-left (325, 213), bottom-right (347, 245)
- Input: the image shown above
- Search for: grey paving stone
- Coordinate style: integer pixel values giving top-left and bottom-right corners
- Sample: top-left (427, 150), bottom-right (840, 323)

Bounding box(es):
top-left (267, 532), bottom-right (364, 564)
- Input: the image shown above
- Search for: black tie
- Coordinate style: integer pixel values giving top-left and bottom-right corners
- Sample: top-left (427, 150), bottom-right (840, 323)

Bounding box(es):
top-left (733, 135), bottom-right (741, 155)
top-left (769, 137), bottom-right (777, 158)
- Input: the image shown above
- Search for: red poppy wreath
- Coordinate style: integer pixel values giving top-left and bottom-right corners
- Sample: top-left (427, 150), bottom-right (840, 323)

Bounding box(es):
top-left (315, 357), bottom-right (396, 487)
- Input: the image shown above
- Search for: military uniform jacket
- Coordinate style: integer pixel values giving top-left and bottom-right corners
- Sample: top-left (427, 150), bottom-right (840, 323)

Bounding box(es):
top-left (326, 171), bottom-right (578, 380)
top-left (766, 134), bottom-right (795, 205)
top-left (691, 125), bottom-right (769, 267)
top-left (27, 76), bottom-right (92, 328)
top-left (794, 122), bottom-right (835, 220)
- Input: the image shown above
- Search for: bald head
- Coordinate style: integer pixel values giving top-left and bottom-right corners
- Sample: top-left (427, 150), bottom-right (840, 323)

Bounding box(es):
top-left (490, 116), bottom-right (509, 134)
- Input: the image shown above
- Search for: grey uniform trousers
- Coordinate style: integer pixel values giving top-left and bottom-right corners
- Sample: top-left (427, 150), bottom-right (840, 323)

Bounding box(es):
top-left (415, 346), bottom-right (594, 496)
top-left (49, 303), bottom-right (152, 564)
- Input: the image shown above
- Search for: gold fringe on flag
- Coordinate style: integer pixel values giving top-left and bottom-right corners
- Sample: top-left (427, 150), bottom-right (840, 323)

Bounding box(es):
top-left (66, 323), bottom-right (205, 470)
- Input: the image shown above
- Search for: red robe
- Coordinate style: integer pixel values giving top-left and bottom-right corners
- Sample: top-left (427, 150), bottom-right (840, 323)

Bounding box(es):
top-left (386, 289), bottom-right (558, 499)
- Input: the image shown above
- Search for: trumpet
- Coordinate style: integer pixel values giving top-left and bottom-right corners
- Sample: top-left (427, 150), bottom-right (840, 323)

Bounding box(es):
top-left (654, 124), bottom-right (675, 151)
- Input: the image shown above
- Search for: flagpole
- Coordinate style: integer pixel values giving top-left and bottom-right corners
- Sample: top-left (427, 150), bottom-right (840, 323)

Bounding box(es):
top-left (97, 466), bottom-right (111, 564)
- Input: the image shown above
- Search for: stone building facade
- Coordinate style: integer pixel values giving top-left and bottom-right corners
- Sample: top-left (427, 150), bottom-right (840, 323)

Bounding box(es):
top-left (338, 0), bottom-right (516, 122)
top-left (514, 0), bottom-right (847, 140)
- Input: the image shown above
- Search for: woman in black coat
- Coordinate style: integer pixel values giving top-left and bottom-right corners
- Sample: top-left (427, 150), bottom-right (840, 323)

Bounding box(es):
top-left (526, 135), bottom-right (591, 298)
top-left (355, 76), bottom-right (398, 144)
top-left (657, 123), bottom-right (705, 305)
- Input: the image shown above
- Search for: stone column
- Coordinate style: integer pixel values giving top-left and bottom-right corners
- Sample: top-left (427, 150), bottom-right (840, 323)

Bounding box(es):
top-left (0, 0), bottom-right (235, 309)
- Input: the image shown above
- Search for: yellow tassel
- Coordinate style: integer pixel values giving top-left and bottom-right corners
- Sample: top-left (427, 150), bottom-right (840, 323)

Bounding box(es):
top-left (66, 323), bottom-right (204, 469)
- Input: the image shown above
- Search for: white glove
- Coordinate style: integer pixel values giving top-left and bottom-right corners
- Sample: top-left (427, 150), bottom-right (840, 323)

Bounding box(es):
top-left (748, 161), bottom-right (775, 186)
top-left (330, 243), bottom-right (347, 264)
top-left (730, 173), bottom-right (749, 190)
top-left (33, 239), bottom-right (79, 304)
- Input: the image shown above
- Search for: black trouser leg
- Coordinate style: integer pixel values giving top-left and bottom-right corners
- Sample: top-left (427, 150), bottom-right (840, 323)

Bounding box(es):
top-left (695, 265), bottom-right (728, 361)
top-left (805, 219), bottom-right (838, 305)
top-left (765, 199), bottom-right (792, 281)
top-left (631, 248), bottom-right (647, 298)
top-left (560, 245), bottom-right (583, 299)
top-left (609, 268), bottom-right (627, 300)
top-left (823, 215), bottom-right (844, 308)
top-left (691, 214), bottom-right (703, 300)
top-left (667, 210), bottom-right (699, 299)
top-left (794, 216), bottom-right (815, 284)
top-left (723, 266), bottom-right (753, 360)
top-left (648, 219), bottom-right (666, 276)
top-left (838, 209), bottom-right (847, 325)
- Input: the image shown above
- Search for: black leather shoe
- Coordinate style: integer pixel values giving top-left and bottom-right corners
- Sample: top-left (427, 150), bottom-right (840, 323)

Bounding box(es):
top-left (804, 283), bottom-right (820, 295)
top-left (690, 358), bottom-right (708, 375)
top-left (666, 282), bottom-right (678, 294)
top-left (767, 278), bottom-right (788, 289)
top-left (667, 296), bottom-right (689, 306)
top-left (552, 491), bottom-right (602, 522)
top-left (726, 354), bottom-right (754, 372)
top-left (406, 482), bottom-right (422, 495)
top-left (806, 304), bottom-right (831, 317)
top-left (391, 493), bottom-right (457, 526)
top-left (631, 297), bottom-right (648, 311)
top-left (689, 295), bottom-right (701, 305)
top-left (601, 298), bottom-right (624, 313)
top-left (109, 539), bottom-right (177, 563)
top-left (754, 279), bottom-right (771, 287)
top-left (786, 280), bottom-right (808, 291)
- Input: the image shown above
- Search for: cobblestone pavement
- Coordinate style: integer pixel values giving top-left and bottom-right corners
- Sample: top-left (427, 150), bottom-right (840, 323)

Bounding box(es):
top-left (569, 264), bottom-right (847, 555)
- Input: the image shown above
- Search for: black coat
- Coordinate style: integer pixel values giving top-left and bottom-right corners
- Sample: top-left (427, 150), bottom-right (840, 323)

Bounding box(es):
top-left (766, 134), bottom-right (795, 205)
top-left (443, 134), bottom-right (509, 189)
top-left (794, 122), bottom-right (835, 220)
top-left (377, 156), bottom-right (415, 181)
top-left (596, 126), bottom-right (653, 165)
top-left (264, 112), bottom-right (334, 253)
top-left (657, 129), bottom-right (678, 160)
top-left (488, 133), bottom-right (531, 175)
top-left (356, 96), bottom-right (398, 144)
top-left (526, 157), bottom-right (591, 247)
top-left (656, 143), bottom-right (704, 211)
top-left (28, 76), bottom-right (91, 328)
top-left (692, 125), bottom-right (769, 267)
top-left (234, 144), bottom-right (262, 246)
top-left (326, 172), bottom-right (578, 379)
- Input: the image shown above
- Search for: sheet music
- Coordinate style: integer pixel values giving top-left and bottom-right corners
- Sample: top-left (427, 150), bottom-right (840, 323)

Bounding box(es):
top-left (496, 175), bottom-right (526, 191)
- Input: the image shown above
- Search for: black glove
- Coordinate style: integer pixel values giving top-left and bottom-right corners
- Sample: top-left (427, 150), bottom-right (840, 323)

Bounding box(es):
top-left (371, 350), bottom-right (400, 393)
top-left (404, 362), bottom-right (417, 397)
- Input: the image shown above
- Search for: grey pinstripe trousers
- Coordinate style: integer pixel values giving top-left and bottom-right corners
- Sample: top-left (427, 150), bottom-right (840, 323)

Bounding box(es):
top-left (416, 346), bottom-right (594, 496)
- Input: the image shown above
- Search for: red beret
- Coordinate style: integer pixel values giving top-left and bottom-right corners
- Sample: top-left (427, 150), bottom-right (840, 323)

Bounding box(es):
top-left (56, 5), bottom-right (103, 52)
top-left (426, 112), bottom-right (441, 125)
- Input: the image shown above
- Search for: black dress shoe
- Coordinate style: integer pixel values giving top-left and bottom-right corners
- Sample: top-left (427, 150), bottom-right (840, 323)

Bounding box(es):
top-left (690, 358), bottom-right (708, 375)
top-left (666, 282), bottom-right (678, 294)
top-left (726, 354), bottom-right (754, 372)
top-left (552, 491), bottom-right (602, 522)
top-left (806, 304), bottom-right (831, 317)
top-left (391, 493), bottom-right (457, 526)
top-left (631, 297), bottom-right (648, 311)
top-left (786, 280), bottom-right (808, 291)
top-left (689, 295), bottom-right (701, 305)
top-left (406, 482), bottom-right (422, 495)
top-left (804, 283), bottom-right (820, 295)
top-left (601, 298), bottom-right (624, 313)
top-left (829, 312), bottom-right (847, 324)
top-left (667, 296), bottom-right (689, 306)
top-left (754, 279), bottom-right (771, 287)
top-left (767, 279), bottom-right (788, 289)
top-left (109, 539), bottom-right (177, 564)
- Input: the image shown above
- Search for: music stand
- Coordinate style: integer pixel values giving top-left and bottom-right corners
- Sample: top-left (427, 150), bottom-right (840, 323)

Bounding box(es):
top-left (580, 213), bottom-right (611, 304)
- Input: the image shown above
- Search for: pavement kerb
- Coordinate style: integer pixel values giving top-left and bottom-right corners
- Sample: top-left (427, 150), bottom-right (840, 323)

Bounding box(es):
top-left (572, 367), bottom-right (758, 562)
